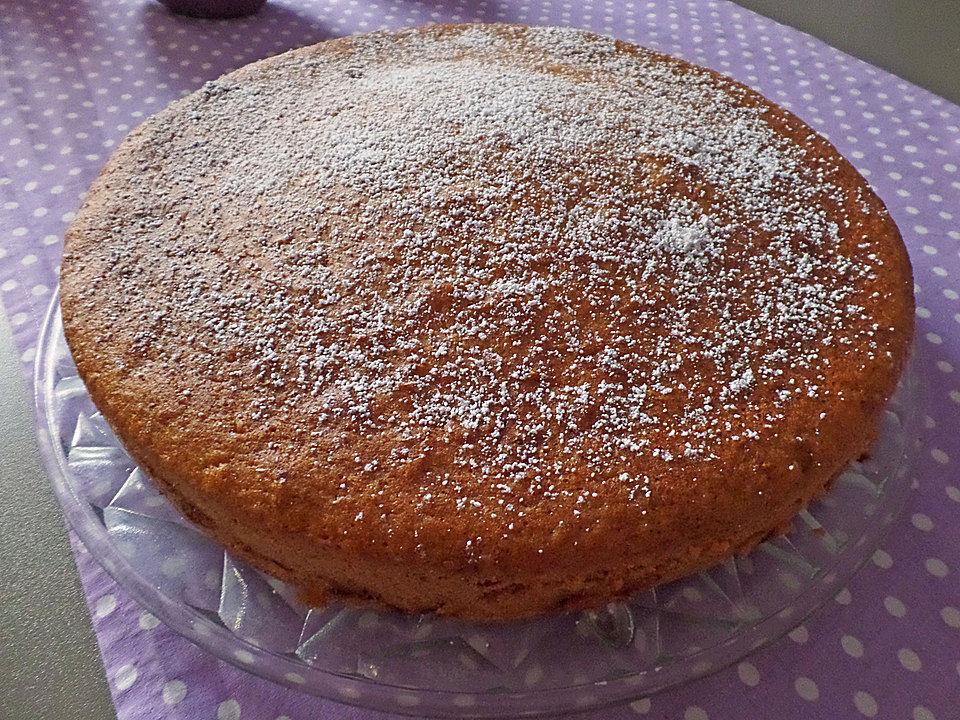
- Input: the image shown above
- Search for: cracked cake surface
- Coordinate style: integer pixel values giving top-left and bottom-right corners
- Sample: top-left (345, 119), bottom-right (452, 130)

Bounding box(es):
top-left (61, 24), bottom-right (913, 620)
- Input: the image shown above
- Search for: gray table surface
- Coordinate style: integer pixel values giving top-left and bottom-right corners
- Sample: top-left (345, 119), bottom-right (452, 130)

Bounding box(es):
top-left (0, 3), bottom-right (957, 719)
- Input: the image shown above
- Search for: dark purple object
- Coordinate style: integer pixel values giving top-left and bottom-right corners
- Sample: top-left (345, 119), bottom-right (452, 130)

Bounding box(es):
top-left (158, 0), bottom-right (267, 19)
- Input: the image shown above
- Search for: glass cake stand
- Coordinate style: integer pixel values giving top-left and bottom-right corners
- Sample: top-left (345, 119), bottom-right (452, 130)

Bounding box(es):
top-left (34, 290), bottom-right (921, 718)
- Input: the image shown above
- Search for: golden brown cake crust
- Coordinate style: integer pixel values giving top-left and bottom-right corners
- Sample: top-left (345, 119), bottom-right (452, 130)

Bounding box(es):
top-left (60, 24), bottom-right (913, 620)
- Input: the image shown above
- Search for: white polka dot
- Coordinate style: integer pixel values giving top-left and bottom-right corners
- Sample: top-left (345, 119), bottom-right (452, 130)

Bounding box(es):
top-left (946, 485), bottom-right (960, 502)
top-left (396, 694), bottom-right (420, 707)
top-left (941, 606), bottom-right (960, 628)
top-left (911, 513), bottom-right (933, 531)
top-left (160, 555), bottom-right (185, 576)
top-left (524, 664), bottom-right (543, 686)
top-left (914, 706), bottom-right (936, 720)
top-left (684, 706), bottom-right (708, 720)
top-left (795, 676), bottom-right (819, 701)
top-left (234, 649), bottom-right (255, 664)
top-left (21, 253), bottom-right (37, 265)
top-left (284, 672), bottom-right (305, 684)
top-left (853, 690), bottom-right (878, 717)
top-left (871, 550), bottom-right (892, 568)
top-left (162, 679), bottom-right (186, 705)
top-left (737, 661), bottom-right (759, 686)
top-left (203, 567), bottom-right (221, 590)
top-left (139, 492), bottom-right (164, 508)
top-left (356, 610), bottom-right (379, 630)
top-left (217, 700), bottom-right (241, 720)
top-left (841, 634), bottom-right (864, 657)
top-left (884, 595), bottom-right (906, 617)
top-left (931, 448), bottom-right (950, 464)
top-left (95, 594), bottom-right (117, 618)
top-left (835, 587), bottom-right (852, 604)
top-left (937, 361), bottom-right (954, 373)
top-left (788, 625), bottom-right (809, 643)
top-left (898, 648), bottom-right (922, 671)
top-left (629, 698), bottom-right (651, 714)
top-left (926, 332), bottom-right (943, 345)
top-left (926, 557), bottom-right (949, 577)
top-left (139, 611), bottom-right (160, 629)
top-left (915, 306), bottom-right (931, 318)
top-left (114, 663), bottom-right (138, 691)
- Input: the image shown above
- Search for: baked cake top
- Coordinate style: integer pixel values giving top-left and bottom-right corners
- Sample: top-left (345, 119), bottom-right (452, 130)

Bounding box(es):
top-left (61, 24), bottom-right (913, 571)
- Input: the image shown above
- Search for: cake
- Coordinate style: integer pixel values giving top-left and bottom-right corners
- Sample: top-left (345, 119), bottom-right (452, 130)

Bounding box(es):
top-left (60, 24), bottom-right (914, 621)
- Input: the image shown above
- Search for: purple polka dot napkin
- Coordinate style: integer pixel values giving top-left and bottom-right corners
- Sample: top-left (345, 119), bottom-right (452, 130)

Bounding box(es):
top-left (2, 1), bottom-right (959, 718)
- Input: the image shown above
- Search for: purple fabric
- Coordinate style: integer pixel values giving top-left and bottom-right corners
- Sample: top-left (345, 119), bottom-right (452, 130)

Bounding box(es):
top-left (2, 0), bottom-right (959, 717)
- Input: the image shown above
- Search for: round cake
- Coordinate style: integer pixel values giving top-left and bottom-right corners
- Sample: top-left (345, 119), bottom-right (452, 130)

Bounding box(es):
top-left (60, 24), bottom-right (914, 621)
